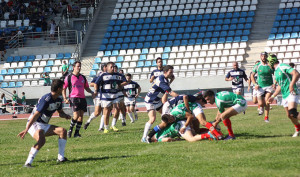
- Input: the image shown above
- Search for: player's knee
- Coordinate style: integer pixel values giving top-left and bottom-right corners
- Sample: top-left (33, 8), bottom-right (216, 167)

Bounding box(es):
top-left (61, 128), bottom-right (67, 137)
top-left (288, 108), bottom-right (299, 119)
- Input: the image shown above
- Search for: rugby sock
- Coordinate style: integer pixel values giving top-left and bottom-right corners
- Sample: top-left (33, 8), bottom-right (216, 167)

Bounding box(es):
top-left (87, 112), bottom-right (96, 123)
top-left (148, 125), bottom-right (161, 138)
top-left (99, 115), bottom-right (104, 130)
top-left (264, 116), bottom-right (269, 121)
top-left (128, 112), bottom-right (134, 122)
top-left (58, 139), bottom-right (66, 161)
top-left (25, 147), bottom-right (38, 165)
top-left (200, 133), bottom-right (211, 140)
top-left (75, 121), bottom-right (82, 134)
top-left (295, 124), bottom-right (300, 132)
top-left (121, 114), bottom-right (126, 123)
top-left (69, 119), bottom-right (77, 131)
top-left (205, 122), bottom-right (222, 138)
top-left (223, 119), bottom-right (234, 137)
top-left (104, 125), bottom-right (109, 130)
top-left (112, 118), bottom-right (117, 127)
top-left (142, 122), bottom-right (152, 139)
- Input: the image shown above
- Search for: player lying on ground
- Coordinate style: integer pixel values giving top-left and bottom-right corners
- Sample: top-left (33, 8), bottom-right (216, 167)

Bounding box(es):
top-left (147, 97), bottom-right (223, 143)
top-left (18, 79), bottom-right (72, 168)
top-left (203, 90), bottom-right (248, 140)
top-left (151, 120), bottom-right (220, 142)
top-left (267, 54), bottom-right (300, 137)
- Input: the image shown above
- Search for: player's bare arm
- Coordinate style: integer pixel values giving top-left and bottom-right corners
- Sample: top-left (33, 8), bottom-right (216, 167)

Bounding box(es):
top-left (183, 95), bottom-right (192, 113)
top-left (289, 70), bottom-right (300, 93)
top-left (62, 88), bottom-right (69, 104)
top-left (149, 76), bottom-right (155, 83)
top-left (268, 85), bottom-right (281, 104)
top-left (57, 109), bottom-right (71, 120)
top-left (180, 112), bottom-right (193, 134)
top-left (135, 86), bottom-right (141, 98)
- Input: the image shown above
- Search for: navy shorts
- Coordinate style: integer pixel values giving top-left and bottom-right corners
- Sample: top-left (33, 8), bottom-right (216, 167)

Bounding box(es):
top-left (70, 98), bottom-right (87, 112)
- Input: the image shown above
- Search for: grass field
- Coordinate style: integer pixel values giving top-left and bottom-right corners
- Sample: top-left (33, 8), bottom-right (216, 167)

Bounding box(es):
top-left (1, 106), bottom-right (300, 177)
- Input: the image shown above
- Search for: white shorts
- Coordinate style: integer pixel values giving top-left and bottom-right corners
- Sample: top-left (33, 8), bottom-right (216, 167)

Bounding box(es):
top-left (252, 86), bottom-right (258, 97)
top-left (281, 94), bottom-right (300, 108)
top-left (101, 99), bottom-right (119, 108)
top-left (232, 102), bottom-right (248, 113)
top-left (93, 98), bottom-right (102, 106)
top-left (27, 121), bottom-right (51, 137)
top-left (145, 101), bottom-right (163, 111)
top-left (257, 85), bottom-right (274, 97)
top-left (233, 88), bottom-right (243, 95)
top-left (162, 101), bottom-right (172, 115)
top-left (124, 97), bottom-right (136, 106)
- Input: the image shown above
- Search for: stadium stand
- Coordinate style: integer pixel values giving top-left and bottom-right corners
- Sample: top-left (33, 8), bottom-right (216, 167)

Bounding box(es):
top-left (93, 0), bottom-right (258, 80)
top-left (265, 0), bottom-right (300, 70)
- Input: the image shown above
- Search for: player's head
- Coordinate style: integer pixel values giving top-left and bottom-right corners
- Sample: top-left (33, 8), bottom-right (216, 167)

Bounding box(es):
top-left (1, 93), bottom-right (5, 99)
top-left (13, 90), bottom-right (16, 94)
top-left (156, 57), bottom-right (163, 69)
top-left (119, 69), bottom-right (124, 74)
top-left (161, 114), bottom-right (175, 124)
top-left (163, 65), bottom-right (174, 79)
top-left (267, 54), bottom-right (279, 68)
top-left (51, 79), bottom-right (64, 95)
top-left (260, 52), bottom-right (268, 62)
top-left (203, 90), bottom-right (215, 104)
top-left (289, 62), bottom-right (295, 68)
top-left (63, 60), bottom-right (67, 64)
top-left (72, 61), bottom-right (81, 73)
top-left (194, 92), bottom-right (207, 106)
top-left (126, 73), bottom-right (132, 82)
top-left (101, 63), bottom-right (107, 72)
top-left (106, 62), bottom-right (115, 73)
top-left (22, 92), bottom-right (25, 95)
top-left (233, 62), bottom-right (238, 70)
top-left (113, 65), bottom-right (118, 73)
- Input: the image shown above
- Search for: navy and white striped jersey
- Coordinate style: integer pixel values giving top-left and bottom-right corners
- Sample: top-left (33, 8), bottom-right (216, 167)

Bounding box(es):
top-left (167, 94), bottom-right (197, 109)
top-left (226, 68), bottom-right (247, 89)
top-left (116, 72), bottom-right (126, 99)
top-left (124, 81), bottom-right (140, 98)
top-left (95, 72), bottom-right (126, 101)
top-left (150, 69), bottom-right (163, 81)
top-left (145, 75), bottom-right (171, 104)
top-left (92, 71), bottom-right (105, 98)
top-left (30, 93), bottom-right (63, 124)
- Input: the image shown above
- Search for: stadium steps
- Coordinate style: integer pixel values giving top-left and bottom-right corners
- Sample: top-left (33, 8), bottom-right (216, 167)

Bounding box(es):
top-left (82, 0), bottom-right (118, 58)
top-left (245, 0), bottom-right (281, 73)
top-left (81, 56), bottom-right (95, 76)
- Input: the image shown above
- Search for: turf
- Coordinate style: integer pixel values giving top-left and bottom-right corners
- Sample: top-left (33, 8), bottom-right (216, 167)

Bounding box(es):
top-left (1, 106), bottom-right (300, 177)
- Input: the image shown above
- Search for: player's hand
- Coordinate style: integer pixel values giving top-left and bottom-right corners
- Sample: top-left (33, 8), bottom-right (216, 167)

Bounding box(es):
top-left (289, 84), bottom-right (295, 95)
top-left (229, 77), bottom-right (234, 81)
top-left (272, 84), bottom-right (276, 89)
top-left (179, 127), bottom-right (186, 134)
top-left (64, 99), bottom-right (70, 104)
top-left (268, 97), bottom-right (274, 104)
top-left (247, 86), bottom-right (250, 92)
top-left (17, 130), bottom-right (27, 139)
top-left (255, 85), bottom-right (259, 90)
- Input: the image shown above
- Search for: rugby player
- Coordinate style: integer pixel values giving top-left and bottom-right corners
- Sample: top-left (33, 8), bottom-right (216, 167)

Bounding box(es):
top-left (18, 79), bottom-right (72, 167)
top-left (248, 61), bottom-right (261, 113)
top-left (225, 61), bottom-right (248, 96)
top-left (267, 55), bottom-right (300, 137)
top-left (203, 90), bottom-right (248, 140)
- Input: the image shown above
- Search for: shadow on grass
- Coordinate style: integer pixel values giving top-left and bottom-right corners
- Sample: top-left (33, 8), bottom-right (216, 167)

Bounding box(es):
top-left (234, 132), bottom-right (289, 139)
top-left (0, 155), bottom-right (134, 167)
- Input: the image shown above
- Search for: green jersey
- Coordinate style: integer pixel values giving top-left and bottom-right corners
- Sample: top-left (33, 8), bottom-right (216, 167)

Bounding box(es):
top-left (62, 64), bottom-right (68, 72)
top-left (155, 121), bottom-right (186, 142)
top-left (252, 62), bottom-right (274, 87)
top-left (12, 94), bottom-right (18, 101)
top-left (21, 95), bottom-right (26, 102)
top-left (274, 63), bottom-right (298, 99)
top-left (215, 91), bottom-right (246, 113)
top-left (170, 102), bottom-right (203, 121)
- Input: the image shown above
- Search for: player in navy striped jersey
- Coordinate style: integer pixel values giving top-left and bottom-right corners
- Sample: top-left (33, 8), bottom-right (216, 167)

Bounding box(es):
top-left (225, 62), bottom-right (248, 96)
top-left (18, 79), bottom-right (72, 167)
top-left (123, 73), bottom-right (141, 123)
top-left (84, 63), bottom-right (107, 130)
top-left (142, 65), bottom-right (179, 142)
top-left (149, 57), bottom-right (164, 83)
top-left (94, 62), bottom-right (128, 133)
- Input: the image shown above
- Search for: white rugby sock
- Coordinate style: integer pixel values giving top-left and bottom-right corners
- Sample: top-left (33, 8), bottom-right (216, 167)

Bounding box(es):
top-left (25, 147), bottom-right (39, 165)
top-left (128, 112), bottom-right (134, 122)
top-left (142, 122), bottom-right (152, 139)
top-left (99, 115), bottom-right (104, 130)
top-left (134, 110), bottom-right (138, 120)
top-left (104, 125), bottom-right (109, 130)
top-left (121, 114), bottom-right (126, 123)
top-left (112, 118), bottom-right (117, 127)
top-left (87, 112), bottom-right (96, 123)
top-left (58, 139), bottom-right (67, 161)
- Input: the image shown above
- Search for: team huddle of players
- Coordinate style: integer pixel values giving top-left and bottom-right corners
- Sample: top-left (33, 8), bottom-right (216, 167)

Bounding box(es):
top-left (18, 54), bottom-right (300, 167)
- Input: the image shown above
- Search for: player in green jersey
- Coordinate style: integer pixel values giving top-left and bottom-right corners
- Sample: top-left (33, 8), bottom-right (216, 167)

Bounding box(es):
top-left (203, 90), bottom-right (247, 140)
top-left (267, 54), bottom-right (300, 137)
top-left (151, 120), bottom-right (218, 142)
top-left (251, 52), bottom-right (274, 122)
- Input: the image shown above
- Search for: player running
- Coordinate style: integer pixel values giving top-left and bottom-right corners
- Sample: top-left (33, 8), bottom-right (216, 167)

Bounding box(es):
top-left (123, 73), bottom-right (141, 123)
top-left (225, 61), bottom-right (248, 96)
top-left (18, 79), bottom-right (72, 167)
top-left (142, 65), bottom-right (178, 142)
top-left (84, 63), bottom-right (107, 130)
top-left (203, 90), bottom-right (247, 140)
top-left (251, 52), bottom-right (274, 122)
top-left (267, 54), bottom-right (300, 137)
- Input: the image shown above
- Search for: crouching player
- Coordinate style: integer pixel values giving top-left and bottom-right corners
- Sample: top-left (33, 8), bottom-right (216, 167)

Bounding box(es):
top-left (18, 79), bottom-right (72, 167)
top-left (151, 120), bottom-right (217, 142)
top-left (267, 54), bottom-right (300, 137)
top-left (203, 90), bottom-right (247, 140)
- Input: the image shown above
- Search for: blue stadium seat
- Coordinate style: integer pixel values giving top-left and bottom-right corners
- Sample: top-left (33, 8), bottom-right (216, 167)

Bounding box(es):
top-left (145, 36), bottom-right (153, 42)
top-left (142, 48), bottom-right (148, 54)
top-left (196, 14), bottom-right (203, 20)
top-left (206, 32), bottom-right (212, 38)
top-left (99, 45), bottom-right (106, 51)
top-left (215, 25), bottom-right (222, 31)
top-left (271, 28), bottom-right (277, 34)
top-left (121, 44), bottom-right (128, 49)
top-left (166, 40), bottom-right (173, 46)
top-left (233, 12), bottom-right (240, 18)
top-left (239, 18), bottom-right (246, 23)
top-left (290, 14), bottom-right (297, 20)
top-left (6, 56), bottom-right (13, 63)
top-left (211, 14), bottom-right (218, 19)
top-left (124, 37), bottom-right (131, 43)
top-left (291, 32), bottom-right (298, 38)
top-left (90, 70), bottom-right (96, 77)
top-left (241, 36), bottom-right (248, 42)
top-left (113, 26), bottom-right (121, 31)
top-left (226, 37), bottom-right (233, 43)
top-left (111, 32), bottom-right (118, 38)
top-left (203, 14), bottom-right (210, 20)
top-left (46, 60), bottom-right (54, 66)
top-left (1, 82), bottom-right (8, 88)
top-left (107, 26), bottom-right (113, 32)
top-left (114, 44), bottom-right (121, 50)
top-left (198, 33), bottom-right (205, 38)
top-left (166, 16), bottom-right (174, 22)
top-left (189, 15), bottom-right (196, 21)
top-left (158, 23), bottom-right (164, 28)
top-left (183, 34), bottom-right (190, 39)
top-left (174, 16), bottom-right (181, 22)
top-left (137, 61), bottom-right (144, 67)
top-left (0, 75), bottom-right (3, 82)
top-left (95, 57), bottom-right (101, 64)
top-left (150, 23), bottom-right (157, 29)
top-left (125, 31), bottom-right (133, 37)
top-left (176, 34), bottom-right (183, 40)
top-left (155, 29), bottom-right (162, 35)
top-left (119, 31), bottom-right (125, 37)
top-left (116, 38), bottom-right (123, 43)
top-left (137, 43), bottom-right (144, 48)
top-left (28, 55), bottom-right (35, 61)
top-left (8, 82), bottom-right (15, 88)
top-left (291, 8), bottom-right (298, 14)
top-left (143, 24), bottom-right (150, 30)
top-left (181, 16), bottom-right (188, 21)
top-left (151, 42), bottom-right (158, 48)
top-left (129, 43), bottom-right (136, 49)
top-left (164, 47), bottom-right (171, 53)
top-left (171, 22), bottom-right (179, 28)
top-left (284, 8), bottom-right (292, 14)
top-left (202, 20), bottom-right (209, 26)
top-left (153, 35), bottom-right (160, 41)
top-left (278, 27), bottom-right (285, 33)
top-left (159, 16), bottom-right (166, 23)
top-left (92, 64), bottom-right (99, 70)
top-left (282, 15), bottom-right (289, 21)
top-left (16, 81), bottom-right (22, 87)
top-left (158, 41), bottom-right (165, 47)
top-left (104, 32), bottom-right (111, 38)
top-left (200, 26), bottom-right (206, 32)
top-left (229, 24), bottom-right (237, 30)
top-left (286, 27), bottom-right (293, 33)
top-left (64, 53), bottom-right (71, 59)
top-left (21, 56), bottom-right (27, 62)
top-left (196, 39), bottom-right (203, 45)
top-left (220, 31), bottom-right (227, 37)
top-left (44, 67), bottom-right (51, 73)
top-left (177, 28), bottom-right (185, 33)
top-left (13, 56), bottom-right (20, 62)
top-left (162, 53), bottom-right (169, 59)
top-left (173, 40), bottom-right (181, 46)
top-left (145, 61), bottom-right (151, 67)
top-left (248, 11), bottom-right (255, 17)
top-left (117, 56), bottom-right (124, 62)
top-left (190, 33), bottom-right (197, 39)
top-left (152, 17), bottom-right (159, 23)
top-left (121, 25), bottom-right (128, 31)
top-left (139, 55), bottom-right (146, 61)
top-left (273, 21), bottom-right (280, 27)
top-left (203, 38), bottom-right (210, 44)
top-left (57, 53), bottom-right (64, 59)
top-left (222, 25), bottom-right (229, 30)
top-left (109, 38), bottom-right (116, 44)
top-left (295, 20), bottom-right (300, 26)
top-left (231, 18), bottom-right (238, 24)
top-left (24, 62), bottom-right (32, 68)
top-left (208, 20), bottom-right (216, 26)
top-left (268, 34), bottom-right (276, 40)
top-left (235, 30), bottom-right (242, 36)
top-left (228, 30), bottom-right (235, 36)
top-left (210, 38), bottom-right (218, 44)
top-left (132, 37), bottom-right (138, 43)
top-left (225, 13), bottom-right (233, 19)
top-left (69, 59), bottom-right (75, 65)
top-left (102, 38), bottom-right (108, 44)
top-left (283, 33), bottom-right (291, 39)
top-left (207, 26), bottom-right (214, 31)
top-left (194, 21), bottom-right (201, 26)
top-left (7, 69), bottom-right (14, 75)
top-left (137, 18), bottom-right (144, 24)
top-left (130, 19), bottom-right (137, 25)
top-left (123, 19), bottom-right (130, 25)
top-left (148, 30), bottom-right (155, 35)
top-left (165, 23), bottom-right (172, 28)
top-left (280, 21), bottom-right (287, 27)
top-left (169, 34), bottom-right (175, 40)
top-left (104, 51), bottom-right (111, 56)
top-left (107, 44), bottom-right (114, 50)
top-left (112, 50), bottom-right (119, 56)
top-left (145, 18), bottom-right (151, 24)
top-left (1, 69), bottom-right (7, 75)
top-left (128, 25), bottom-right (135, 31)
top-left (243, 30), bottom-right (250, 36)
top-left (212, 32), bottom-right (220, 37)
top-left (275, 15), bottom-right (281, 21)
top-left (278, 9), bottom-right (284, 15)
top-left (116, 20), bottom-right (123, 26)
top-left (224, 19), bottom-right (231, 25)
top-left (234, 36), bottom-right (241, 42)
top-left (245, 24), bottom-right (252, 29)
top-left (109, 20), bottom-right (115, 26)
top-left (115, 62), bottom-right (121, 68)
top-left (152, 60), bottom-right (157, 67)
top-left (192, 27), bottom-right (199, 33)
